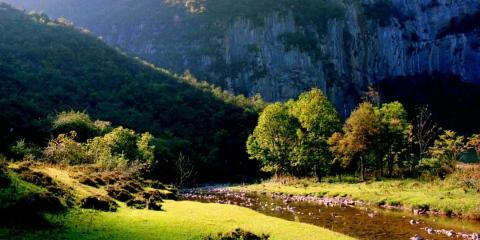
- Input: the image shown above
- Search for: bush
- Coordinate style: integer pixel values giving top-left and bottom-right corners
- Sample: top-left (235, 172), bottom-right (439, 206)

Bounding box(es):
top-left (86, 127), bottom-right (155, 169)
top-left (422, 130), bottom-right (465, 178)
top-left (417, 158), bottom-right (453, 179)
top-left (43, 131), bottom-right (91, 165)
top-left (10, 140), bottom-right (42, 160)
top-left (85, 136), bottom-right (128, 169)
top-left (430, 130), bottom-right (465, 162)
top-left (52, 111), bottom-right (100, 142)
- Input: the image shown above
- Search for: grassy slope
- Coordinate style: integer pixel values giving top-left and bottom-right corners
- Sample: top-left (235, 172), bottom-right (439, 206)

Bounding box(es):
top-left (0, 165), bottom-right (355, 240)
top-left (232, 175), bottom-right (480, 218)
top-left (0, 171), bottom-right (46, 208)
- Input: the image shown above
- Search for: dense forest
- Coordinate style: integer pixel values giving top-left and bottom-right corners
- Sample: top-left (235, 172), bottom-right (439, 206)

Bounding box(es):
top-left (0, 4), bottom-right (265, 182)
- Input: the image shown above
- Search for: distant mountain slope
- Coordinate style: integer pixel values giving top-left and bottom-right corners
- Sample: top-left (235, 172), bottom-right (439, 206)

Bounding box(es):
top-left (4, 0), bottom-right (480, 118)
top-left (0, 3), bottom-right (263, 181)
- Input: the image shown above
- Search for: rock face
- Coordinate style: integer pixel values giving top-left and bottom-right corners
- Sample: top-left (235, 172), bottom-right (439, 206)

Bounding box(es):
top-left (6, 0), bottom-right (480, 116)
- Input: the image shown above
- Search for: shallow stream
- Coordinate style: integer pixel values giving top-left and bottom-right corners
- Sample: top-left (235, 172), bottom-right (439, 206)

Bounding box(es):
top-left (182, 188), bottom-right (480, 240)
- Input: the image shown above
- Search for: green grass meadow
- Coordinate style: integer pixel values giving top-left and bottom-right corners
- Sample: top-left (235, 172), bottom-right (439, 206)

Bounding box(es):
top-left (1, 200), bottom-right (355, 240)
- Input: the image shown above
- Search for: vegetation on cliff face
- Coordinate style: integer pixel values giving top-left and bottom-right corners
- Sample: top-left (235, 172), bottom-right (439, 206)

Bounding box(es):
top-left (0, 4), bottom-right (264, 182)
top-left (186, 0), bottom-right (344, 26)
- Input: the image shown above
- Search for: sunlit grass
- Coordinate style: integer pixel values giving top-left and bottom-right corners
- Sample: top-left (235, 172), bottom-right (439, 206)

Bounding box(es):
top-left (2, 200), bottom-right (356, 240)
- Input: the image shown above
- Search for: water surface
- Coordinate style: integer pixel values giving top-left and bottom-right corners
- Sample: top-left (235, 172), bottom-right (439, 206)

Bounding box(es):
top-left (182, 188), bottom-right (480, 240)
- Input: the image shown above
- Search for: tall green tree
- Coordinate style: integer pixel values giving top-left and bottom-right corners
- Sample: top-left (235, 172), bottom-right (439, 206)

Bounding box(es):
top-left (375, 101), bottom-right (411, 176)
top-left (329, 102), bottom-right (381, 180)
top-left (289, 89), bottom-right (341, 178)
top-left (247, 103), bottom-right (299, 175)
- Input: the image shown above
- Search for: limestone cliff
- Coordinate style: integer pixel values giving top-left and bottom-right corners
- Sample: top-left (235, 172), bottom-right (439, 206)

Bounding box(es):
top-left (6, 0), bottom-right (480, 117)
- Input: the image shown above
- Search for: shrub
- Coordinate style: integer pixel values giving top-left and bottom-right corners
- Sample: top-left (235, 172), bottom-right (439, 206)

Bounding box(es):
top-left (94, 120), bottom-right (113, 135)
top-left (52, 111), bottom-right (99, 142)
top-left (417, 158), bottom-right (453, 179)
top-left (86, 127), bottom-right (155, 169)
top-left (43, 131), bottom-right (91, 165)
top-left (10, 139), bottom-right (42, 160)
top-left (466, 134), bottom-right (480, 161)
top-left (430, 130), bottom-right (465, 162)
top-left (85, 136), bottom-right (128, 170)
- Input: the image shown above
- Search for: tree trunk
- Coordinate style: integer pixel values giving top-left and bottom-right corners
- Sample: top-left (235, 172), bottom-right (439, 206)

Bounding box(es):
top-left (360, 156), bottom-right (365, 181)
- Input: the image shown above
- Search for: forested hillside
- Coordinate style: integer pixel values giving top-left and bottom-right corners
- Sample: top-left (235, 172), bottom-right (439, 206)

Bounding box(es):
top-left (0, 4), bottom-right (264, 182)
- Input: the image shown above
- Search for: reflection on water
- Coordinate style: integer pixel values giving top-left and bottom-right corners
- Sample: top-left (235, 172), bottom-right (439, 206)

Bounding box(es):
top-left (182, 188), bottom-right (480, 240)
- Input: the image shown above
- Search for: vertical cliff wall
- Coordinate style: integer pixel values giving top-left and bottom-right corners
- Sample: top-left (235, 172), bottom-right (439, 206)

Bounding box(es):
top-left (5, 0), bottom-right (480, 117)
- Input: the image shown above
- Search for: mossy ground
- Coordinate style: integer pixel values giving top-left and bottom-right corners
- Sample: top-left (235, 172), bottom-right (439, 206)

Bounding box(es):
top-left (231, 165), bottom-right (480, 218)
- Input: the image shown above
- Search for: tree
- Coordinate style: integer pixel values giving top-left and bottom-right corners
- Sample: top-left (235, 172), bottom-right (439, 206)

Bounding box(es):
top-left (137, 132), bottom-right (155, 165)
top-left (329, 103), bottom-right (381, 180)
top-left (423, 130), bottom-right (465, 178)
top-left (288, 88), bottom-right (341, 178)
top-left (430, 130), bottom-right (465, 163)
top-left (413, 106), bottom-right (438, 158)
top-left (466, 134), bottom-right (480, 161)
top-left (10, 139), bottom-right (42, 160)
top-left (363, 86), bottom-right (381, 107)
top-left (102, 127), bottom-right (139, 161)
top-left (247, 103), bottom-right (299, 175)
top-left (174, 153), bottom-right (196, 188)
top-left (375, 101), bottom-right (411, 176)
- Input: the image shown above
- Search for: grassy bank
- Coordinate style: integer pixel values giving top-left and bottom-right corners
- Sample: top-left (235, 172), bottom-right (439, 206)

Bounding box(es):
top-left (0, 200), bottom-right (355, 240)
top-left (231, 165), bottom-right (480, 218)
top-left (0, 163), bottom-right (355, 240)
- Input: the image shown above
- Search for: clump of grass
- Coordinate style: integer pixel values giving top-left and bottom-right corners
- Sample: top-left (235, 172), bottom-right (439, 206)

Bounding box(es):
top-left (389, 200), bottom-right (401, 206)
top-left (204, 228), bottom-right (269, 240)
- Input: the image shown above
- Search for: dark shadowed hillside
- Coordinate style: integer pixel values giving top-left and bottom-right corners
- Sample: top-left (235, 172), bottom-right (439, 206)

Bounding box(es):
top-left (0, 4), bottom-right (264, 182)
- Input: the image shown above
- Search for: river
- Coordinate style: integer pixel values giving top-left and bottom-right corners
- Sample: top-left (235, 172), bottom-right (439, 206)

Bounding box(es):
top-left (182, 188), bottom-right (480, 240)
